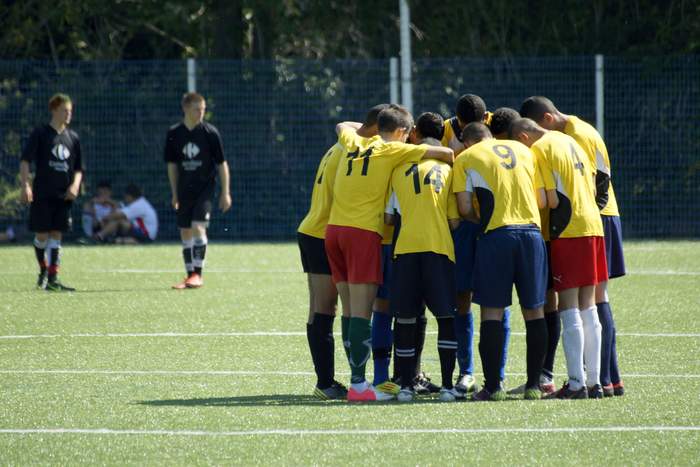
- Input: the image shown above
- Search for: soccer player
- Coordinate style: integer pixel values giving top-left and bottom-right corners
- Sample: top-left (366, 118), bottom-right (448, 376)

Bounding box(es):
top-left (20, 93), bottom-right (83, 291)
top-left (520, 96), bottom-right (625, 396)
top-left (387, 112), bottom-right (460, 402)
top-left (327, 104), bottom-right (453, 401)
top-left (94, 184), bottom-right (158, 244)
top-left (454, 122), bottom-right (548, 402)
top-left (511, 117), bottom-right (607, 399)
top-left (165, 92), bottom-right (231, 289)
top-left (441, 93), bottom-right (490, 154)
top-left (298, 104), bottom-right (388, 400)
top-left (487, 107), bottom-right (521, 139)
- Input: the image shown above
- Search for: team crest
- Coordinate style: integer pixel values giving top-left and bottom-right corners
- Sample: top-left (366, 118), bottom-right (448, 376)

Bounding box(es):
top-left (183, 142), bottom-right (200, 159)
top-left (51, 144), bottom-right (70, 160)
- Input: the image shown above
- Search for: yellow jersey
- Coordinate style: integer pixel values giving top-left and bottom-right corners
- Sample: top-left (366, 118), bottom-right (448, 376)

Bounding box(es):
top-left (533, 149), bottom-right (550, 242)
top-left (564, 116), bottom-right (620, 216)
top-left (532, 131), bottom-right (604, 239)
top-left (387, 159), bottom-right (456, 261)
top-left (454, 139), bottom-right (540, 233)
top-left (328, 129), bottom-right (428, 235)
top-left (297, 144), bottom-right (344, 238)
top-left (441, 117), bottom-right (465, 153)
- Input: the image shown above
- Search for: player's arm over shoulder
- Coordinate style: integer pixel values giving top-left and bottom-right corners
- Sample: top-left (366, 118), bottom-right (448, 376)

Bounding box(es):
top-left (422, 145), bottom-right (454, 165)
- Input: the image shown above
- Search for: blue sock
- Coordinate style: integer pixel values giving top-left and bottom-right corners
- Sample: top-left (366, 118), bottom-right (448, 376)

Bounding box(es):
top-left (500, 308), bottom-right (511, 381)
top-left (597, 302), bottom-right (615, 386)
top-left (371, 311), bottom-right (393, 385)
top-left (454, 312), bottom-right (474, 375)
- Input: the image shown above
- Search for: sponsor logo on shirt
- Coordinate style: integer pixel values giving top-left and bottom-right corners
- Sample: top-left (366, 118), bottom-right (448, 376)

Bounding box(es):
top-left (183, 142), bottom-right (200, 159)
top-left (52, 143), bottom-right (70, 161)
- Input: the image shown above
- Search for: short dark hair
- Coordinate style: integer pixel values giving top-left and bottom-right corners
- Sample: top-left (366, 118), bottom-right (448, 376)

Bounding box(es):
top-left (461, 122), bottom-right (492, 144)
top-left (456, 94), bottom-right (487, 124)
top-left (377, 104), bottom-right (414, 133)
top-left (364, 104), bottom-right (391, 127)
top-left (182, 92), bottom-right (205, 107)
top-left (489, 107), bottom-right (521, 136)
top-left (519, 96), bottom-right (557, 123)
top-left (415, 112), bottom-right (445, 140)
top-left (97, 180), bottom-right (112, 190)
top-left (508, 117), bottom-right (541, 139)
top-left (125, 183), bottom-right (142, 199)
top-left (48, 93), bottom-right (71, 111)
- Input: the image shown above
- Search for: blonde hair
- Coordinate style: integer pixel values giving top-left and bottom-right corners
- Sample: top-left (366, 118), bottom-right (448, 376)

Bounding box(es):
top-left (48, 93), bottom-right (71, 111)
top-left (181, 92), bottom-right (205, 107)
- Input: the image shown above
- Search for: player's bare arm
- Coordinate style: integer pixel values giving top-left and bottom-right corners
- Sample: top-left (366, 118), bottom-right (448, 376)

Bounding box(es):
top-left (546, 188), bottom-right (559, 209)
top-left (217, 161), bottom-right (232, 212)
top-left (537, 187), bottom-right (547, 209)
top-left (456, 191), bottom-right (479, 223)
top-left (167, 162), bottom-right (179, 209)
top-left (422, 146), bottom-right (454, 165)
top-left (335, 121), bottom-right (362, 135)
top-left (65, 170), bottom-right (83, 201)
top-left (19, 160), bottom-right (33, 204)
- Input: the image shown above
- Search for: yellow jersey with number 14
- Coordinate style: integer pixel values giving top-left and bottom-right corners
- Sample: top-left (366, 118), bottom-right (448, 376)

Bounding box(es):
top-left (329, 129), bottom-right (428, 235)
top-left (455, 139), bottom-right (540, 233)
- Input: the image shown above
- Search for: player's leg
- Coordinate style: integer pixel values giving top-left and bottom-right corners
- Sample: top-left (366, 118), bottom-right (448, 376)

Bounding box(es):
top-left (500, 307), bottom-right (511, 386)
top-left (33, 232), bottom-right (49, 289)
top-left (580, 236), bottom-right (607, 398)
top-left (172, 227), bottom-right (194, 289)
top-left (451, 221), bottom-right (477, 393)
top-left (29, 198), bottom-right (50, 288)
top-left (541, 289), bottom-right (559, 394)
top-left (371, 244), bottom-right (395, 391)
top-left (45, 200), bottom-right (74, 291)
top-left (186, 221), bottom-right (208, 288)
top-left (555, 286), bottom-right (587, 398)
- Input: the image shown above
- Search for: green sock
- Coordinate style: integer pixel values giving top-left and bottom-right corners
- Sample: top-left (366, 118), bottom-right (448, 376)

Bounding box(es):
top-left (341, 316), bottom-right (351, 362)
top-left (348, 317), bottom-right (372, 384)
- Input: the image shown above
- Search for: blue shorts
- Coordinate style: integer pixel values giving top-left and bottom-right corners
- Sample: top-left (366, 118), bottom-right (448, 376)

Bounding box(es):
top-left (602, 215), bottom-right (626, 279)
top-left (376, 244), bottom-right (394, 300)
top-left (452, 220), bottom-right (481, 293)
top-left (473, 226), bottom-right (547, 309)
top-left (390, 252), bottom-right (456, 318)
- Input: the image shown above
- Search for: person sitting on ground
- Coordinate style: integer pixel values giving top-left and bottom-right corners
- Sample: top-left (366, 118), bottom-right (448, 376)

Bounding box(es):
top-left (95, 184), bottom-right (158, 244)
top-left (82, 180), bottom-right (117, 238)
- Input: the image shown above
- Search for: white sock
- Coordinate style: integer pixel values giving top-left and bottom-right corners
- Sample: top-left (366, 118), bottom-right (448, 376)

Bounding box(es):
top-left (560, 307), bottom-right (585, 390)
top-left (580, 305), bottom-right (602, 387)
top-left (350, 381), bottom-right (369, 392)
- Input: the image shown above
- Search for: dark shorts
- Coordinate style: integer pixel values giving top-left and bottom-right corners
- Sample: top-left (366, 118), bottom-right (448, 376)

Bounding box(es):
top-left (602, 215), bottom-right (626, 279)
top-left (297, 232), bottom-right (331, 275)
top-left (29, 198), bottom-right (73, 233)
top-left (452, 220), bottom-right (480, 293)
top-left (473, 226), bottom-right (547, 309)
top-left (177, 192), bottom-right (213, 229)
top-left (390, 252), bottom-right (456, 319)
top-left (376, 244), bottom-right (394, 300)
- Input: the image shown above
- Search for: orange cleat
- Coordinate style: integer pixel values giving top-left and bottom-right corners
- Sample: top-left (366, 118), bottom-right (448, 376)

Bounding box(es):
top-left (172, 277), bottom-right (189, 289)
top-left (185, 273), bottom-right (203, 288)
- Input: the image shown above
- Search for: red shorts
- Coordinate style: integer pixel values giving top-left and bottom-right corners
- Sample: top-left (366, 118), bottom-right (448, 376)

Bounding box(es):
top-left (550, 236), bottom-right (608, 292)
top-left (324, 225), bottom-right (382, 284)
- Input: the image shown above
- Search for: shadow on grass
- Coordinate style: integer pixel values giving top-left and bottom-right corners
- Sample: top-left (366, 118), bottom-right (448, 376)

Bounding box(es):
top-left (136, 394), bottom-right (476, 407)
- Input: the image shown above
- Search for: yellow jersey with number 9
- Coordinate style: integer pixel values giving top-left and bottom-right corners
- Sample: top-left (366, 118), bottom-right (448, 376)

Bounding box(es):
top-left (457, 139), bottom-right (540, 233)
top-left (329, 129), bottom-right (428, 235)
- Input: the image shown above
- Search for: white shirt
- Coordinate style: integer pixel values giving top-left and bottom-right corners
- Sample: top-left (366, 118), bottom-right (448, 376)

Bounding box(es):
top-left (120, 197), bottom-right (158, 240)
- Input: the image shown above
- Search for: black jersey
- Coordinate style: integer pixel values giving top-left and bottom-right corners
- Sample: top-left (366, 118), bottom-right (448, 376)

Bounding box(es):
top-left (163, 121), bottom-right (225, 200)
top-left (21, 124), bottom-right (83, 200)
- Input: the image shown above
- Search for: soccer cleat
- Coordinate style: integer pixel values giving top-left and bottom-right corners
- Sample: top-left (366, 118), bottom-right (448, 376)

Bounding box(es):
top-left (36, 271), bottom-right (48, 290)
top-left (412, 372), bottom-right (440, 395)
top-left (546, 382), bottom-right (588, 400)
top-left (313, 382), bottom-right (348, 400)
top-left (185, 273), bottom-right (203, 288)
top-left (171, 278), bottom-right (189, 290)
top-left (438, 387), bottom-right (461, 402)
top-left (507, 383), bottom-right (526, 395)
top-left (347, 384), bottom-right (395, 402)
top-left (397, 388), bottom-right (415, 402)
top-left (539, 381), bottom-right (556, 396)
top-left (455, 373), bottom-right (477, 394)
top-left (375, 380), bottom-right (400, 395)
top-left (602, 384), bottom-right (614, 397)
top-left (472, 387), bottom-right (507, 402)
top-left (523, 386), bottom-right (541, 400)
top-left (587, 384), bottom-right (604, 399)
top-left (612, 381), bottom-right (625, 396)
top-left (45, 280), bottom-right (75, 292)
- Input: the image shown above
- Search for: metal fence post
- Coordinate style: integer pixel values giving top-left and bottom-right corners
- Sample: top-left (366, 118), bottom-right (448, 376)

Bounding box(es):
top-left (187, 58), bottom-right (197, 92)
top-left (595, 54), bottom-right (604, 138)
top-left (390, 57), bottom-right (400, 104)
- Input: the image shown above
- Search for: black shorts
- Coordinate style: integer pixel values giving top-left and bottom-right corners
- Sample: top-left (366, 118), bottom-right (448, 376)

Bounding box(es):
top-left (29, 198), bottom-right (73, 233)
top-left (297, 232), bottom-right (331, 275)
top-left (390, 252), bottom-right (456, 319)
top-left (177, 193), bottom-right (213, 228)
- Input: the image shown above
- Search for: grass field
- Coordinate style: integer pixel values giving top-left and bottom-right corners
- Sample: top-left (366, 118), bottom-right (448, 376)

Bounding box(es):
top-left (0, 241), bottom-right (699, 465)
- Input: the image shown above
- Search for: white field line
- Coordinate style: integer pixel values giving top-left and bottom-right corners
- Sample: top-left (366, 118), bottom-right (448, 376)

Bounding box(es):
top-left (0, 369), bottom-right (697, 379)
top-left (0, 331), bottom-right (698, 340)
top-left (0, 426), bottom-right (697, 437)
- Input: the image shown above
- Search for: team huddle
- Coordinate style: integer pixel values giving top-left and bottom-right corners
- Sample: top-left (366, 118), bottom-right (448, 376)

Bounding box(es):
top-left (298, 94), bottom-right (626, 402)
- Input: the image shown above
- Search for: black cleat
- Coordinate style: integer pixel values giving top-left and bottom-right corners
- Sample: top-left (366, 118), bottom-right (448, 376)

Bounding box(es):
top-left (546, 382), bottom-right (588, 400)
top-left (36, 270), bottom-right (48, 290)
top-left (412, 372), bottom-right (441, 395)
top-left (587, 384), bottom-right (604, 399)
top-left (45, 279), bottom-right (76, 292)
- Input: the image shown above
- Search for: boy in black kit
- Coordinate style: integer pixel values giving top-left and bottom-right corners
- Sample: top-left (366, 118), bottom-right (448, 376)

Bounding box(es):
top-left (20, 93), bottom-right (83, 291)
top-left (165, 92), bottom-right (231, 289)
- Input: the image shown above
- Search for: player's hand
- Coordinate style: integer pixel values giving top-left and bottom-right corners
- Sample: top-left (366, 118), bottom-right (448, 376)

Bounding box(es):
top-left (65, 185), bottom-right (79, 201)
top-left (21, 185), bottom-right (33, 204)
top-left (171, 195), bottom-right (179, 210)
top-left (219, 193), bottom-right (232, 213)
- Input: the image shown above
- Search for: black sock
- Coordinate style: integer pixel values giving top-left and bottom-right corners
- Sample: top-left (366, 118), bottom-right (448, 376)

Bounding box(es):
top-left (306, 323), bottom-right (321, 387)
top-left (182, 246), bottom-right (193, 277)
top-left (413, 313), bottom-right (427, 378)
top-left (479, 320), bottom-right (504, 393)
top-left (525, 318), bottom-right (548, 388)
top-left (48, 242), bottom-right (60, 281)
top-left (34, 246), bottom-right (47, 271)
top-left (543, 312), bottom-right (560, 380)
top-left (193, 242), bottom-right (206, 276)
top-left (437, 317), bottom-right (457, 389)
top-left (394, 319), bottom-right (417, 389)
top-left (597, 302), bottom-right (614, 386)
top-left (312, 313), bottom-right (335, 389)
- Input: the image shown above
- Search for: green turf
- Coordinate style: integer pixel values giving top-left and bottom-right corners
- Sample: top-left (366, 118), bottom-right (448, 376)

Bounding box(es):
top-left (0, 241), bottom-right (698, 465)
